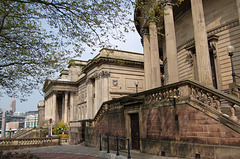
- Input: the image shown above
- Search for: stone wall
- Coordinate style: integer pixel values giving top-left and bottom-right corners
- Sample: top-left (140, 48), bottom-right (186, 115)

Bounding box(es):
top-left (141, 104), bottom-right (240, 146)
top-left (140, 103), bottom-right (240, 158)
top-left (85, 109), bottom-right (126, 148)
top-left (69, 127), bottom-right (81, 145)
top-left (82, 101), bottom-right (240, 158)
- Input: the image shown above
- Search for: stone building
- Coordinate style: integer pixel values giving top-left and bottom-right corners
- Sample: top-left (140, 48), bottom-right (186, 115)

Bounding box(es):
top-left (41, 48), bottom-right (144, 125)
top-left (40, 0), bottom-right (240, 158)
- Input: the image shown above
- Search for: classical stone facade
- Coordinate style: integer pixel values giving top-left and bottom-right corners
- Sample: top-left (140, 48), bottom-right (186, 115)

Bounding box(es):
top-left (41, 49), bottom-right (144, 125)
top-left (40, 0), bottom-right (240, 158)
top-left (135, 0), bottom-right (240, 90)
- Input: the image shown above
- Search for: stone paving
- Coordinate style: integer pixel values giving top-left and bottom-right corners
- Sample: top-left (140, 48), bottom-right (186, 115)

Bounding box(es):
top-left (6, 143), bottom-right (182, 159)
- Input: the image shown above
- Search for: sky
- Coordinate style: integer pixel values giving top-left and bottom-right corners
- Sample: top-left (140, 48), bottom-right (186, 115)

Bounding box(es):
top-left (0, 28), bottom-right (143, 113)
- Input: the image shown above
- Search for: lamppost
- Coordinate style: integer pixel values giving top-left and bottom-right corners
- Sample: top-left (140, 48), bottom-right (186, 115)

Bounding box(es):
top-left (49, 118), bottom-right (52, 137)
top-left (34, 115), bottom-right (36, 128)
top-left (9, 128), bottom-right (12, 139)
top-left (135, 80), bottom-right (139, 93)
top-left (227, 45), bottom-right (236, 82)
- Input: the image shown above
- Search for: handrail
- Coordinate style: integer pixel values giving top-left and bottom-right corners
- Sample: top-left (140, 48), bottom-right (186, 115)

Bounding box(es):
top-left (99, 135), bottom-right (131, 159)
top-left (229, 82), bottom-right (240, 98)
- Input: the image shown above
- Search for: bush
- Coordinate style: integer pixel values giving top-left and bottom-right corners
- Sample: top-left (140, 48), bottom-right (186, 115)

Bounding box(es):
top-left (53, 122), bottom-right (67, 135)
top-left (0, 151), bottom-right (39, 159)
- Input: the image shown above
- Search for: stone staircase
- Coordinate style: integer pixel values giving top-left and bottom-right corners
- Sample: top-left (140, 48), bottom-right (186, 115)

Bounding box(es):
top-left (3, 127), bottom-right (47, 139)
top-left (12, 128), bottom-right (35, 139)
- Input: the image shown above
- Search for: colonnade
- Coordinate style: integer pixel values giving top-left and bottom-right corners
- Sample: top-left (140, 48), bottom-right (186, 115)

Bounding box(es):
top-left (141, 0), bottom-right (221, 88)
top-left (45, 91), bottom-right (73, 124)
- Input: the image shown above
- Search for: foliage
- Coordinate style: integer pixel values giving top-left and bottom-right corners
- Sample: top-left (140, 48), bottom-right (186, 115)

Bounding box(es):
top-left (0, 0), bottom-right (135, 100)
top-left (135, 0), bottom-right (184, 34)
top-left (58, 134), bottom-right (69, 138)
top-left (0, 151), bottom-right (39, 159)
top-left (53, 122), bottom-right (67, 135)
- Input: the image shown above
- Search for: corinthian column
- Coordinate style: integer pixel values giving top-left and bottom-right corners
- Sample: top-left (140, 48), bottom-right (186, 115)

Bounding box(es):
top-left (64, 92), bottom-right (68, 123)
top-left (141, 28), bottom-right (152, 90)
top-left (163, 2), bottom-right (179, 84)
top-left (190, 0), bottom-right (213, 86)
top-left (52, 93), bottom-right (57, 123)
top-left (149, 21), bottom-right (161, 88)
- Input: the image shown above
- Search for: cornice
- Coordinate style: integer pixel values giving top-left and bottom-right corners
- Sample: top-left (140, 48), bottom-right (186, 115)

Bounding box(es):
top-left (43, 79), bottom-right (78, 94)
top-left (82, 57), bottom-right (144, 73)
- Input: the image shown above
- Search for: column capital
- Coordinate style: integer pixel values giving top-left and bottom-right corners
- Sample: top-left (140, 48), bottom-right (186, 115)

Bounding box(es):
top-left (140, 28), bottom-right (149, 37)
top-left (94, 72), bottom-right (100, 79)
top-left (160, 0), bottom-right (174, 7)
top-left (100, 71), bottom-right (110, 78)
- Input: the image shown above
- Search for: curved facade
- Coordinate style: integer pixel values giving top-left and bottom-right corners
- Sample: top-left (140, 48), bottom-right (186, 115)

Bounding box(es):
top-left (135, 0), bottom-right (240, 91)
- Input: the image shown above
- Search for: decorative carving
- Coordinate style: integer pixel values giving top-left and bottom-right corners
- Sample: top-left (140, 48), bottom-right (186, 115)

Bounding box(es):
top-left (186, 51), bottom-right (194, 67)
top-left (94, 72), bottom-right (100, 79)
top-left (86, 78), bottom-right (90, 85)
top-left (208, 35), bottom-right (219, 58)
top-left (159, 0), bottom-right (175, 7)
top-left (113, 80), bottom-right (118, 86)
top-left (100, 71), bottom-right (110, 78)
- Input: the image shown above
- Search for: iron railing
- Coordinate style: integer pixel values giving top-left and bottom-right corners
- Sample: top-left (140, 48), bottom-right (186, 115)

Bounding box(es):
top-left (99, 134), bottom-right (131, 159)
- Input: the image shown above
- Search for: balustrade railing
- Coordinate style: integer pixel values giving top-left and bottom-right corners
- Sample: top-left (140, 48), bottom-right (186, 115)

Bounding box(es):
top-left (143, 80), bottom-right (240, 123)
top-left (73, 80), bottom-right (240, 133)
top-left (0, 137), bottom-right (60, 146)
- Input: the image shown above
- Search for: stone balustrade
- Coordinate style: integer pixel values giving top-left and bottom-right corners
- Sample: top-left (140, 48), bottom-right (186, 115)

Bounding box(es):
top-left (71, 80), bottom-right (240, 134)
top-left (144, 80), bottom-right (240, 121)
top-left (0, 137), bottom-right (61, 151)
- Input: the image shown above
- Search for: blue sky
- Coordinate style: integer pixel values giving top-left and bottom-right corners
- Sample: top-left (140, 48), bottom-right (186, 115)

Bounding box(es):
top-left (0, 29), bottom-right (143, 112)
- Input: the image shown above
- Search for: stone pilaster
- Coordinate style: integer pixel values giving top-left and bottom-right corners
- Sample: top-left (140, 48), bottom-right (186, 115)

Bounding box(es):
top-left (69, 92), bottom-right (75, 121)
top-left (190, 0), bottom-right (213, 86)
top-left (149, 21), bottom-right (161, 88)
top-left (94, 73), bottom-right (100, 117)
top-left (236, 0), bottom-right (240, 23)
top-left (163, 2), bottom-right (179, 84)
top-left (100, 71), bottom-right (110, 102)
top-left (141, 28), bottom-right (152, 90)
top-left (86, 78), bottom-right (93, 119)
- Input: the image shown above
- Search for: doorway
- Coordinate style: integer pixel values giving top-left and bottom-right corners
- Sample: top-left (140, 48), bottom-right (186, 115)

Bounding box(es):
top-left (130, 113), bottom-right (140, 150)
top-left (209, 50), bottom-right (218, 89)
